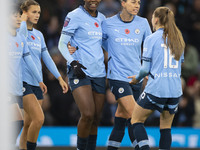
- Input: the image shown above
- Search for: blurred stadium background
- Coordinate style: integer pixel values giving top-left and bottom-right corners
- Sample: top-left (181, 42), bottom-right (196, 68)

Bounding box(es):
top-left (16, 0), bottom-right (200, 149)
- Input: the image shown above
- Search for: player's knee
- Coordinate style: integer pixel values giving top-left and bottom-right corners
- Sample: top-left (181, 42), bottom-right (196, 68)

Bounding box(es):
top-left (81, 113), bottom-right (94, 123)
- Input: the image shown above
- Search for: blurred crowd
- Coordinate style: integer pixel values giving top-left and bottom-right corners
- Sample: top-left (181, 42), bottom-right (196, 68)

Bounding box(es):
top-left (31, 0), bottom-right (200, 127)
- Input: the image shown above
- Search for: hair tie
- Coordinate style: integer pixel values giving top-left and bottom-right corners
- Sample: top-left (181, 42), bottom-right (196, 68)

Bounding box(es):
top-left (166, 9), bottom-right (169, 14)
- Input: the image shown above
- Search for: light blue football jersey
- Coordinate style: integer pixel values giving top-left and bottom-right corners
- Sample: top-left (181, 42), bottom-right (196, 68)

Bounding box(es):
top-left (22, 28), bottom-right (61, 86)
top-left (102, 13), bottom-right (152, 82)
top-left (142, 28), bottom-right (184, 98)
top-left (61, 6), bottom-right (106, 77)
top-left (8, 33), bottom-right (30, 96)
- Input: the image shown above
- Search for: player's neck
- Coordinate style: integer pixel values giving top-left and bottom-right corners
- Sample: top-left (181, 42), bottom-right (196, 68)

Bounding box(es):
top-left (84, 6), bottom-right (97, 17)
top-left (9, 28), bottom-right (17, 36)
top-left (155, 26), bottom-right (164, 31)
top-left (120, 10), bottom-right (134, 22)
top-left (27, 21), bottom-right (34, 30)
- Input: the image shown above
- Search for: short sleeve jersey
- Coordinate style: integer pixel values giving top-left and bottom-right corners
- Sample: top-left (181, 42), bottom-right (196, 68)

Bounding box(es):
top-left (102, 13), bottom-right (152, 82)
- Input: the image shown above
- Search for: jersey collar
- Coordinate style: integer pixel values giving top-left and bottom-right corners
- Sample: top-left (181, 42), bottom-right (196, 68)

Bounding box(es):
top-left (79, 5), bottom-right (98, 18)
top-left (117, 12), bottom-right (136, 23)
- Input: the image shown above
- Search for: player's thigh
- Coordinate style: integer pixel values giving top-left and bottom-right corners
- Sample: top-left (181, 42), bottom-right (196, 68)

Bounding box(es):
top-left (72, 85), bottom-right (95, 115)
top-left (160, 111), bottom-right (175, 129)
top-left (116, 95), bottom-right (136, 119)
top-left (92, 91), bottom-right (105, 117)
top-left (131, 102), bottom-right (153, 124)
top-left (23, 94), bottom-right (44, 120)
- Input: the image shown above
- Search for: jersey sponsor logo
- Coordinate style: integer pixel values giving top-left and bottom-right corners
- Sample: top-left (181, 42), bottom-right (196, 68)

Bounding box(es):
top-left (88, 31), bottom-right (102, 39)
top-left (154, 72), bottom-right (181, 78)
top-left (27, 42), bottom-right (41, 51)
top-left (118, 87), bottom-right (124, 94)
top-left (31, 35), bottom-right (35, 40)
top-left (73, 79), bottom-right (79, 85)
top-left (8, 51), bottom-right (23, 58)
top-left (115, 38), bottom-right (139, 45)
top-left (125, 29), bottom-right (130, 34)
top-left (15, 42), bottom-right (19, 48)
top-left (135, 29), bottom-right (140, 34)
top-left (94, 22), bottom-right (99, 28)
top-left (64, 17), bottom-right (70, 27)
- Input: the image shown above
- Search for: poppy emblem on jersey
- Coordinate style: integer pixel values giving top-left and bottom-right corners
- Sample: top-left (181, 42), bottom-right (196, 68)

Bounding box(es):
top-left (64, 17), bottom-right (70, 27)
top-left (118, 87), bottom-right (124, 94)
top-left (125, 29), bottom-right (130, 34)
top-left (15, 42), bottom-right (19, 47)
top-left (31, 35), bottom-right (35, 40)
top-left (21, 42), bottom-right (24, 47)
top-left (73, 79), bottom-right (79, 85)
top-left (135, 29), bottom-right (140, 34)
top-left (94, 22), bottom-right (99, 28)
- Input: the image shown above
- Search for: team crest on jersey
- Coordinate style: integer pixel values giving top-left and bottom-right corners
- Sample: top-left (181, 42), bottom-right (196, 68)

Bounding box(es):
top-left (125, 29), bottom-right (130, 34)
top-left (31, 35), bottom-right (35, 40)
top-left (135, 29), bottom-right (140, 34)
top-left (118, 87), bottom-right (124, 94)
top-left (21, 42), bottom-right (24, 47)
top-left (15, 42), bottom-right (19, 47)
top-left (94, 22), bottom-right (99, 28)
top-left (73, 79), bottom-right (79, 85)
top-left (64, 17), bottom-right (70, 27)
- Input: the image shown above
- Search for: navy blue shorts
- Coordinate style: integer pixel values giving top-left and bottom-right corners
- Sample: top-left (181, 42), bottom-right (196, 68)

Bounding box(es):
top-left (137, 92), bottom-right (181, 114)
top-left (109, 79), bottom-right (142, 100)
top-left (67, 68), bottom-right (106, 94)
top-left (8, 94), bottom-right (23, 108)
top-left (23, 82), bottom-right (43, 100)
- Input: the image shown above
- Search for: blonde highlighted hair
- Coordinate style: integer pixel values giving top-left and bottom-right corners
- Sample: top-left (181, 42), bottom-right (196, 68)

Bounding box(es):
top-left (153, 7), bottom-right (185, 60)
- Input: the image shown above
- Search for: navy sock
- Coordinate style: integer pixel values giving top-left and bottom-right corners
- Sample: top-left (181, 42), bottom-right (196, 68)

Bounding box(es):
top-left (86, 134), bottom-right (97, 150)
top-left (107, 117), bottom-right (127, 150)
top-left (159, 129), bottom-right (171, 150)
top-left (133, 123), bottom-right (149, 150)
top-left (27, 141), bottom-right (36, 150)
top-left (77, 136), bottom-right (88, 150)
top-left (127, 119), bottom-right (139, 150)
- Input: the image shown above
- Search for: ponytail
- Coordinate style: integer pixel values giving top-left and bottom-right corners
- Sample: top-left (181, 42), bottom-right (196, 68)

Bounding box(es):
top-left (154, 7), bottom-right (185, 61)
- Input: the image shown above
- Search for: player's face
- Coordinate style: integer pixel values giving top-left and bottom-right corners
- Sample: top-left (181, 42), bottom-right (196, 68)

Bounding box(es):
top-left (11, 12), bottom-right (21, 29)
top-left (26, 5), bottom-right (41, 24)
top-left (84, 0), bottom-right (101, 12)
top-left (122, 0), bottom-right (140, 15)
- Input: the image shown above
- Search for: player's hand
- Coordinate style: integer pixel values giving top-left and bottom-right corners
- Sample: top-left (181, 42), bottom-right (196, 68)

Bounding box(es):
top-left (67, 42), bottom-right (77, 55)
top-left (21, 12), bottom-right (28, 22)
top-left (128, 75), bottom-right (139, 85)
top-left (57, 76), bottom-right (68, 93)
top-left (39, 82), bottom-right (47, 95)
top-left (70, 60), bottom-right (87, 79)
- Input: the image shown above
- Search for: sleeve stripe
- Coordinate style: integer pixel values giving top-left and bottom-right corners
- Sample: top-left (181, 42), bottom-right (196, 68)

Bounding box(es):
top-left (61, 31), bottom-right (74, 36)
top-left (142, 56), bottom-right (152, 62)
top-left (42, 47), bottom-right (47, 52)
top-left (23, 52), bottom-right (30, 57)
